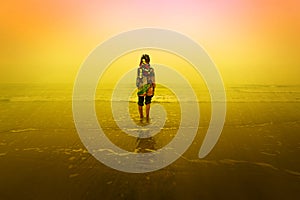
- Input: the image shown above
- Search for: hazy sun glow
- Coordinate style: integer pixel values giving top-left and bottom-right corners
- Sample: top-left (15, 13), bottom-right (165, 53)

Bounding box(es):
top-left (1, 0), bottom-right (299, 84)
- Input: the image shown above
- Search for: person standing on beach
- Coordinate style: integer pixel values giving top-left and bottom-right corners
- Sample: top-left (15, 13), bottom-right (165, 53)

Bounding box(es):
top-left (136, 54), bottom-right (156, 119)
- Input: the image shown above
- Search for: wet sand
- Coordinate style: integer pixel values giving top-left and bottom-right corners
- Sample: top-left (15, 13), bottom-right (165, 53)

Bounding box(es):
top-left (0, 84), bottom-right (299, 199)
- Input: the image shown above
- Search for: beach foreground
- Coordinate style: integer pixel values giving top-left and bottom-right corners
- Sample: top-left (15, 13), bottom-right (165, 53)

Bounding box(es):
top-left (0, 84), bottom-right (299, 199)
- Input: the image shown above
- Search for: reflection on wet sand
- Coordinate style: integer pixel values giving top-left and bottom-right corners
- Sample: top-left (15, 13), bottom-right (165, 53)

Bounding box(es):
top-left (134, 120), bottom-right (157, 153)
top-left (133, 119), bottom-right (158, 173)
top-left (0, 84), bottom-right (300, 199)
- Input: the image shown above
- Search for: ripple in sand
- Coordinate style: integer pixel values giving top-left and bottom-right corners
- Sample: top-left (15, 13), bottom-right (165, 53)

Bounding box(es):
top-left (0, 152), bottom-right (7, 156)
top-left (10, 128), bottom-right (39, 133)
top-left (23, 147), bottom-right (41, 151)
top-left (69, 173), bottom-right (79, 178)
top-left (253, 162), bottom-right (278, 170)
top-left (284, 169), bottom-right (300, 177)
top-left (68, 156), bottom-right (76, 161)
top-left (260, 151), bottom-right (278, 156)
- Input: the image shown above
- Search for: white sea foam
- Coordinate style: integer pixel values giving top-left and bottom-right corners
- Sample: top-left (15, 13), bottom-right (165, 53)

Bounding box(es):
top-left (1, 85), bottom-right (300, 103)
top-left (10, 128), bottom-right (39, 133)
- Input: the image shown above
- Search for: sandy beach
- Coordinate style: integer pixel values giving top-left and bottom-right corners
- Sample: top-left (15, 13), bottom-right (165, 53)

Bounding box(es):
top-left (0, 83), bottom-right (299, 199)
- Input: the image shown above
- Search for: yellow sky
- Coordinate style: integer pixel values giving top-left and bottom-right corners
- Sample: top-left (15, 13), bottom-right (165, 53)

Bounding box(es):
top-left (1, 0), bottom-right (299, 85)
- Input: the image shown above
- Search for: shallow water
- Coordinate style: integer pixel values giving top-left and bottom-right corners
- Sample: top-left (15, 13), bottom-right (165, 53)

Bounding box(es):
top-left (0, 83), bottom-right (299, 199)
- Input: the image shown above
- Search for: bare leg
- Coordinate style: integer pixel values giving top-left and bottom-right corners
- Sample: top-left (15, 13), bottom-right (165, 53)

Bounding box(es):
top-left (138, 105), bottom-right (143, 118)
top-left (146, 104), bottom-right (150, 119)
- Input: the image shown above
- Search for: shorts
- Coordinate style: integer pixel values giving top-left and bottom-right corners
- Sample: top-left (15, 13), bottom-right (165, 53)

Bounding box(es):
top-left (138, 95), bottom-right (153, 106)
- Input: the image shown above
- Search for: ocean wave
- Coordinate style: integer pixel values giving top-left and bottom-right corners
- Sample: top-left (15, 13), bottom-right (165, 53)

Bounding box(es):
top-left (228, 120), bottom-right (300, 128)
top-left (1, 85), bottom-right (300, 103)
top-left (228, 84), bottom-right (300, 89)
top-left (1, 96), bottom-right (300, 103)
top-left (181, 157), bottom-right (300, 177)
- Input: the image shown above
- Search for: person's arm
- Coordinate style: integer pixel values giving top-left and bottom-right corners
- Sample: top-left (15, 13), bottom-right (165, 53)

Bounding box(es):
top-left (151, 68), bottom-right (156, 88)
top-left (136, 67), bottom-right (142, 88)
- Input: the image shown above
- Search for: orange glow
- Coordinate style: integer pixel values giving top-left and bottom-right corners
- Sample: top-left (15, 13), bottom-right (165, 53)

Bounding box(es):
top-left (1, 0), bottom-right (299, 84)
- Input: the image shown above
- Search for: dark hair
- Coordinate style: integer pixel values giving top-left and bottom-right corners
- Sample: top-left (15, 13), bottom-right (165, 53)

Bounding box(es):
top-left (140, 54), bottom-right (150, 65)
